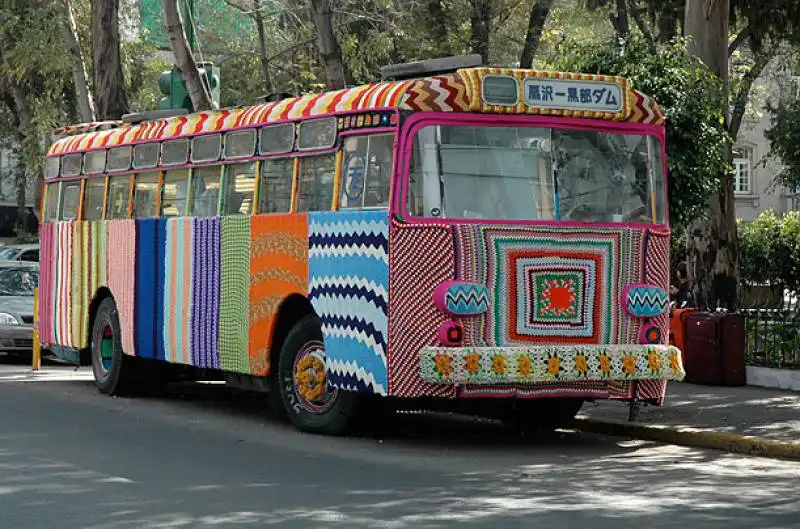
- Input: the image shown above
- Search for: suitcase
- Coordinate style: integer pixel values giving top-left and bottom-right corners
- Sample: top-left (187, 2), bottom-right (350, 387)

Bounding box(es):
top-left (683, 312), bottom-right (745, 386)
top-left (669, 308), bottom-right (698, 364)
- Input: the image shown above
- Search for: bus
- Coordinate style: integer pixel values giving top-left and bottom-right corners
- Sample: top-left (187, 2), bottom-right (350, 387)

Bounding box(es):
top-left (38, 56), bottom-right (685, 435)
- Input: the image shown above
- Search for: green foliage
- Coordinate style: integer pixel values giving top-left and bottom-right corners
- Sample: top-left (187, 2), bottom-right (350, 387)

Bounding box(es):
top-left (739, 210), bottom-right (800, 293)
top-left (549, 34), bottom-right (730, 228)
top-left (764, 95), bottom-right (800, 192)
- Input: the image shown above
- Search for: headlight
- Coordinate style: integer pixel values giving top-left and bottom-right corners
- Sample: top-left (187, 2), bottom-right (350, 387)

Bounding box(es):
top-left (0, 312), bottom-right (19, 325)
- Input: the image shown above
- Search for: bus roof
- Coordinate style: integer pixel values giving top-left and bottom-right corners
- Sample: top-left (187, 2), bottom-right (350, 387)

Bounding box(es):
top-left (48, 67), bottom-right (664, 157)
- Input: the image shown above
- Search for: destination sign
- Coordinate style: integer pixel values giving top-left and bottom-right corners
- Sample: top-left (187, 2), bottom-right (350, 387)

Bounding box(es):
top-left (522, 78), bottom-right (624, 113)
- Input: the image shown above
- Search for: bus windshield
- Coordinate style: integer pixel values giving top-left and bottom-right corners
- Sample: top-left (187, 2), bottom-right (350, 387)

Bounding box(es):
top-left (407, 124), bottom-right (666, 224)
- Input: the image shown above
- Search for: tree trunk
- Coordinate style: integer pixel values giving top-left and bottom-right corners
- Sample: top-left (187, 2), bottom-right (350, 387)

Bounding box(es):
top-left (427, 0), bottom-right (452, 56)
top-left (610, 0), bottom-right (630, 38)
top-left (253, 0), bottom-right (273, 95)
top-left (60, 0), bottom-right (95, 123)
top-left (91, 0), bottom-right (128, 119)
top-left (519, 1), bottom-right (551, 68)
top-left (684, 0), bottom-right (738, 310)
top-left (309, 0), bottom-right (351, 90)
top-left (162, 0), bottom-right (212, 111)
top-left (470, 0), bottom-right (491, 63)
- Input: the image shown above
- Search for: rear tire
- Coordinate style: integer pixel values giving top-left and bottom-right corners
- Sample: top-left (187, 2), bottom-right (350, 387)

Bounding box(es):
top-left (277, 314), bottom-right (359, 435)
top-left (91, 297), bottom-right (134, 396)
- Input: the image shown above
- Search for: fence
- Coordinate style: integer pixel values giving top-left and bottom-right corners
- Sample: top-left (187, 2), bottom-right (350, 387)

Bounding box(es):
top-left (743, 307), bottom-right (800, 370)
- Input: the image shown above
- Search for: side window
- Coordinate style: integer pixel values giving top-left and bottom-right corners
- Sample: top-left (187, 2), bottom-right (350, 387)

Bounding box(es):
top-left (259, 158), bottom-right (294, 213)
top-left (83, 178), bottom-right (106, 220)
top-left (133, 172), bottom-right (160, 218)
top-left (296, 154), bottom-right (336, 212)
top-left (106, 175), bottom-right (131, 219)
top-left (44, 183), bottom-right (60, 221)
top-left (190, 166), bottom-right (221, 217)
top-left (222, 163), bottom-right (256, 215)
top-left (20, 250), bottom-right (39, 262)
top-left (161, 169), bottom-right (190, 217)
top-left (340, 134), bottom-right (394, 209)
top-left (59, 182), bottom-right (81, 220)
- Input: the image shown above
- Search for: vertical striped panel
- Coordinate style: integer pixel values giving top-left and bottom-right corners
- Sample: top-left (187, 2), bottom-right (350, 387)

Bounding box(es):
top-left (155, 219), bottom-right (167, 361)
top-left (191, 218), bottom-right (221, 369)
top-left (163, 218), bottom-right (194, 365)
top-left (54, 222), bottom-right (73, 347)
top-left (135, 219), bottom-right (158, 358)
top-left (76, 221), bottom-right (90, 348)
top-left (248, 214), bottom-right (309, 376)
top-left (107, 220), bottom-right (137, 355)
top-left (38, 223), bottom-right (56, 344)
top-left (219, 216), bottom-right (251, 374)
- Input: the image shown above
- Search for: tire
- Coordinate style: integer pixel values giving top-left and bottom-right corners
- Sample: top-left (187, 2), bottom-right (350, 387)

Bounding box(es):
top-left (91, 297), bottom-right (134, 396)
top-left (504, 398), bottom-right (584, 434)
top-left (276, 314), bottom-right (359, 435)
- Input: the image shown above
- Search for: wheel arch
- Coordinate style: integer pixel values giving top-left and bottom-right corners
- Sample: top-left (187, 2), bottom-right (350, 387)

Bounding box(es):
top-left (83, 286), bottom-right (113, 365)
top-left (267, 294), bottom-right (318, 377)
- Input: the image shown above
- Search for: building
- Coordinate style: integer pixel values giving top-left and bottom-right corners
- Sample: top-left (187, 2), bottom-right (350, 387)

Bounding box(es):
top-left (733, 59), bottom-right (799, 221)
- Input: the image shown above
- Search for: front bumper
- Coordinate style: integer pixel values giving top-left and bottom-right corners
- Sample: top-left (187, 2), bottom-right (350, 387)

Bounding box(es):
top-left (420, 344), bottom-right (685, 385)
top-left (0, 325), bottom-right (33, 351)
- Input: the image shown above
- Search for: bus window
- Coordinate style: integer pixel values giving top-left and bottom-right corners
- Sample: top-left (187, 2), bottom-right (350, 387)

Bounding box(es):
top-left (258, 158), bottom-right (293, 213)
top-left (106, 176), bottom-right (131, 219)
top-left (222, 163), bottom-right (256, 215)
top-left (83, 178), bottom-right (106, 220)
top-left (133, 172), bottom-right (160, 218)
top-left (296, 154), bottom-right (335, 212)
top-left (44, 183), bottom-right (60, 221)
top-left (59, 182), bottom-right (81, 220)
top-left (161, 169), bottom-right (189, 217)
top-left (190, 166), bottom-right (221, 217)
top-left (340, 134), bottom-right (393, 209)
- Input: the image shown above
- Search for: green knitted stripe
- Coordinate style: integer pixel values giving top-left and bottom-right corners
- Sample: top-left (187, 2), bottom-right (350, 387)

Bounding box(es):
top-left (219, 216), bottom-right (251, 373)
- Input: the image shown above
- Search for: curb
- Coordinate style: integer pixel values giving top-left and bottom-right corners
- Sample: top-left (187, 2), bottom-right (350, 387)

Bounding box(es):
top-left (570, 417), bottom-right (800, 461)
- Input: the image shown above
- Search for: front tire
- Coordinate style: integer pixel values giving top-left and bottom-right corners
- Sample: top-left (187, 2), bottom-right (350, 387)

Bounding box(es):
top-left (91, 297), bottom-right (134, 396)
top-left (277, 314), bottom-right (359, 435)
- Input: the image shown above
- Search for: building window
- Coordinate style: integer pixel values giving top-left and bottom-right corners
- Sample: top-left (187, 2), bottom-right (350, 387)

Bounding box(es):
top-left (733, 146), bottom-right (753, 195)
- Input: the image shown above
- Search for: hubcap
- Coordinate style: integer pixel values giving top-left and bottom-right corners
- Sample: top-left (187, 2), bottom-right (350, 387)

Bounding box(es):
top-left (292, 341), bottom-right (338, 414)
top-left (97, 321), bottom-right (114, 374)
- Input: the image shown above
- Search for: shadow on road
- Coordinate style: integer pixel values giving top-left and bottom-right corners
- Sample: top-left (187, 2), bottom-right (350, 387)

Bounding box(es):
top-left (1, 370), bottom-right (798, 528)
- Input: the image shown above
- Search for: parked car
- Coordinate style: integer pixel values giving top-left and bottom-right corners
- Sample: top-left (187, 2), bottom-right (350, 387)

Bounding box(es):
top-left (0, 243), bottom-right (39, 263)
top-left (0, 261), bottom-right (38, 356)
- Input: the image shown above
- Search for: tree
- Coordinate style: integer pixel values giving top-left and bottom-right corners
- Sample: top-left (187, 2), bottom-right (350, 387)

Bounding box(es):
top-left (162, 0), bottom-right (212, 111)
top-left (470, 0), bottom-right (492, 62)
top-left (764, 89), bottom-right (800, 192)
top-left (60, 0), bottom-right (95, 122)
top-left (309, 0), bottom-right (351, 89)
top-left (92, 0), bottom-right (129, 119)
top-left (520, 1), bottom-right (553, 68)
top-left (551, 35), bottom-right (730, 229)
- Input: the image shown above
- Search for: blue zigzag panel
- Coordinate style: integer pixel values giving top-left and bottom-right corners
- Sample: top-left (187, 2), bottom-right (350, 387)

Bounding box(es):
top-left (308, 210), bottom-right (389, 395)
top-left (625, 285), bottom-right (668, 318)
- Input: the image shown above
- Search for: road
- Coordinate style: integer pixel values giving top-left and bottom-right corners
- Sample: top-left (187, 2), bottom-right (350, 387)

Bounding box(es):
top-left (0, 360), bottom-right (798, 529)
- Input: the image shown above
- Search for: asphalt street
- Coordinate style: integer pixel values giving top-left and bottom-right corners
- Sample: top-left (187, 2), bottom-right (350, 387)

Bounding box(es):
top-left (0, 361), bottom-right (798, 529)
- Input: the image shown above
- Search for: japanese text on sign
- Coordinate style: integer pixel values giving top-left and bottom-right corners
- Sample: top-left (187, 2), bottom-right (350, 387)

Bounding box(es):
top-left (522, 78), bottom-right (623, 113)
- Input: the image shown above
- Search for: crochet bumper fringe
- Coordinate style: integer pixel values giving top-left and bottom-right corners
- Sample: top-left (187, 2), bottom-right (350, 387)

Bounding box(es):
top-left (419, 344), bottom-right (685, 385)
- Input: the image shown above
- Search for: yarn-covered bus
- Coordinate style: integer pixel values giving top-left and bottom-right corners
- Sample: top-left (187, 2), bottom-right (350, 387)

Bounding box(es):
top-left (38, 57), bottom-right (685, 435)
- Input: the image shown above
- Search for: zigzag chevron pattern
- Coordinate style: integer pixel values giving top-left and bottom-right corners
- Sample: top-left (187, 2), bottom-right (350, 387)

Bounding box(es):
top-left (308, 210), bottom-right (389, 395)
top-left (326, 358), bottom-right (386, 394)
top-left (399, 75), bottom-right (469, 112)
top-left (624, 285), bottom-right (669, 318)
top-left (444, 285), bottom-right (490, 315)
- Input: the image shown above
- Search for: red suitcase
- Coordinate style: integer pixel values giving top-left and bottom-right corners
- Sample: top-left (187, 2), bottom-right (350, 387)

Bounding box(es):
top-left (683, 312), bottom-right (746, 386)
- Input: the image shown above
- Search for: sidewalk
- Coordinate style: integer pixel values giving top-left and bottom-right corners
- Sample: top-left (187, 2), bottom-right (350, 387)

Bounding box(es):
top-left (574, 381), bottom-right (800, 458)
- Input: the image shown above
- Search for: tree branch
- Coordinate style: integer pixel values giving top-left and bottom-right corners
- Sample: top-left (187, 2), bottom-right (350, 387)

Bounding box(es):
top-left (728, 25), bottom-right (752, 57)
top-left (729, 50), bottom-right (770, 140)
top-left (628, 0), bottom-right (655, 50)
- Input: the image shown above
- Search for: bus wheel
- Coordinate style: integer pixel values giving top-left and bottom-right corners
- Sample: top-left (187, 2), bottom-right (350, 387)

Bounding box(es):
top-left (505, 398), bottom-right (584, 434)
top-left (90, 298), bottom-right (133, 396)
top-left (277, 314), bottom-right (359, 435)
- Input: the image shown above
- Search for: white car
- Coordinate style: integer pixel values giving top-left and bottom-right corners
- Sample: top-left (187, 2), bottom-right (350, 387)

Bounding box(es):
top-left (0, 261), bottom-right (38, 356)
top-left (0, 244), bottom-right (39, 263)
